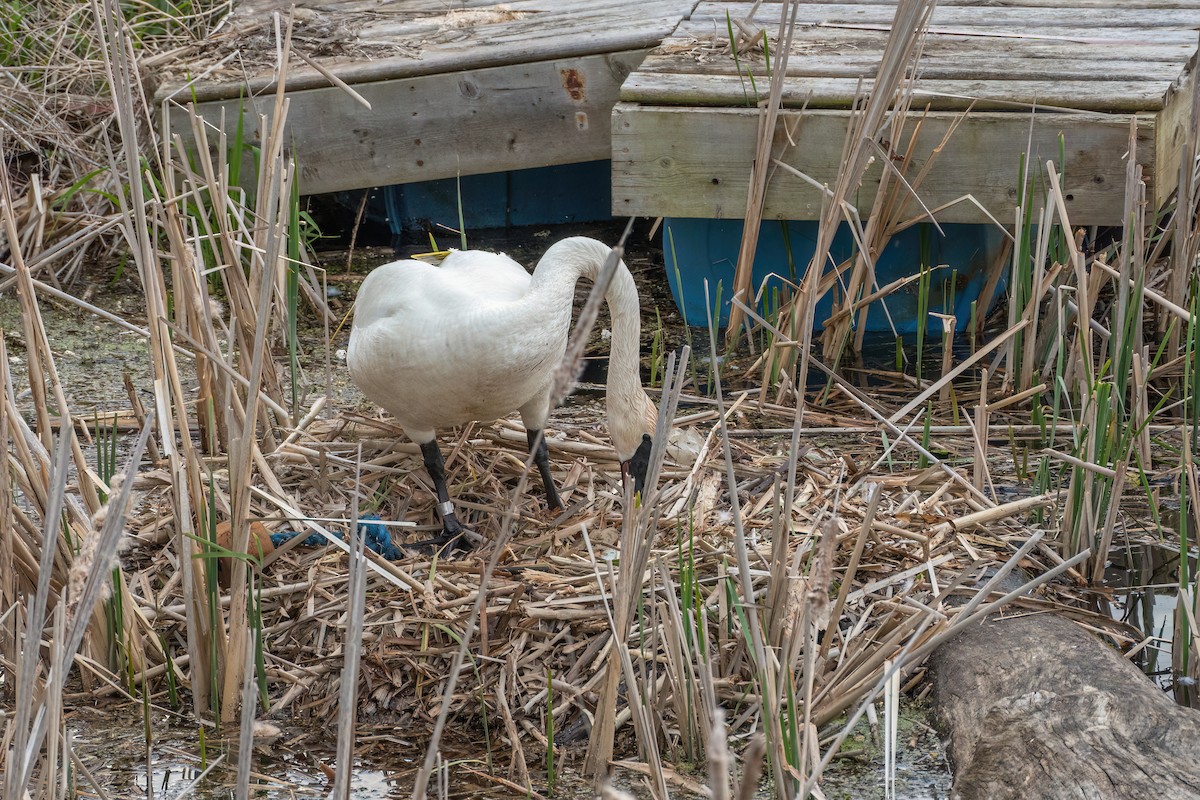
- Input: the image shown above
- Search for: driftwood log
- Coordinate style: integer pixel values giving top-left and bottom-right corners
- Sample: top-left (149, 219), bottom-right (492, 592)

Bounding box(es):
top-left (929, 608), bottom-right (1200, 799)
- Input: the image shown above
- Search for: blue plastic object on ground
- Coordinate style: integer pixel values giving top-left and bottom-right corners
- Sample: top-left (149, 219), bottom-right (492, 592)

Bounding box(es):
top-left (270, 515), bottom-right (404, 560)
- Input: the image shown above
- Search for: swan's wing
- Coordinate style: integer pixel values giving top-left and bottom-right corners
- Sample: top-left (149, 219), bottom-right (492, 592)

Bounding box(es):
top-left (437, 249), bottom-right (531, 303)
top-left (347, 252), bottom-right (564, 433)
top-left (351, 252), bottom-right (529, 322)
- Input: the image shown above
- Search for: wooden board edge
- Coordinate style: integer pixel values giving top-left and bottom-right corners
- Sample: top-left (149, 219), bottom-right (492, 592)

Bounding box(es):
top-left (611, 102), bottom-right (1158, 225)
top-left (165, 51), bottom-right (651, 195)
top-left (1155, 53), bottom-right (1198, 209)
top-left (151, 34), bottom-right (679, 106)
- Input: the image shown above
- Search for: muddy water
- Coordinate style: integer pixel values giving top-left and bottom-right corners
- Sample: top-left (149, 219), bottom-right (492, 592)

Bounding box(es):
top-left (66, 701), bottom-right (948, 798)
top-left (1, 280), bottom-right (160, 416)
top-left (1104, 503), bottom-right (1200, 701)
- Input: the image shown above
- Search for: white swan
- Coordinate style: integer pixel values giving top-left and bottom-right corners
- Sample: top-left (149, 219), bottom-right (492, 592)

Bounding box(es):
top-left (348, 236), bottom-right (658, 549)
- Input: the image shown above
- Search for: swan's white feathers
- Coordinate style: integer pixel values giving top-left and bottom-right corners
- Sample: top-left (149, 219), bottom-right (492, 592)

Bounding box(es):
top-left (348, 237), bottom-right (657, 464)
top-left (350, 252), bottom-right (569, 439)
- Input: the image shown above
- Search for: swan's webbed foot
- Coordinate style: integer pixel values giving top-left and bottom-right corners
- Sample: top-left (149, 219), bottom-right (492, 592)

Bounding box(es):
top-left (408, 513), bottom-right (480, 557)
top-left (409, 530), bottom-right (472, 556)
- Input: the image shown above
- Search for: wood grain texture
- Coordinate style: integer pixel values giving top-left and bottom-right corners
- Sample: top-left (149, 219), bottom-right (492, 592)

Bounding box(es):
top-left (152, 0), bottom-right (698, 102)
top-left (929, 609), bottom-right (1200, 799)
top-left (611, 103), bottom-right (1155, 225)
top-left (621, 72), bottom-right (1171, 111)
top-left (636, 3), bottom-right (1200, 110)
top-left (692, 2), bottom-right (1200, 28)
top-left (1156, 62), bottom-right (1198, 208)
top-left (660, 23), bottom-right (1193, 81)
top-left (171, 51), bottom-right (647, 195)
top-left (618, 1), bottom-right (1197, 219)
top-left (825, 0), bottom-right (1200, 6)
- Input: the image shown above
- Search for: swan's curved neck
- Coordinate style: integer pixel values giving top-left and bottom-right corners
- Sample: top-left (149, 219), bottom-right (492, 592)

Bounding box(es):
top-left (531, 237), bottom-right (642, 381)
top-left (530, 238), bottom-right (650, 457)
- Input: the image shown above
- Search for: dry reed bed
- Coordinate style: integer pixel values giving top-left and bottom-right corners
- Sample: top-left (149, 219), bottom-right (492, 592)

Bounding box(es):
top-left (101, 394), bottom-right (1124, 758)
top-left (0, 0), bottom-right (229, 287)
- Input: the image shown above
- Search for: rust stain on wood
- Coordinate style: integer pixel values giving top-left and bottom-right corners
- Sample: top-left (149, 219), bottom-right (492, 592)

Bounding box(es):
top-left (560, 68), bottom-right (585, 101)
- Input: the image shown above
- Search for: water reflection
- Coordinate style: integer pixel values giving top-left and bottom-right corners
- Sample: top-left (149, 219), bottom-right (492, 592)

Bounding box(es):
top-left (1104, 525), bottom-right (1200, 705)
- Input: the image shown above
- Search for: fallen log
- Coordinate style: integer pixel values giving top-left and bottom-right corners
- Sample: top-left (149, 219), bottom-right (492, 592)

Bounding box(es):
top-left (929, 608), bottom-right (1200, 799)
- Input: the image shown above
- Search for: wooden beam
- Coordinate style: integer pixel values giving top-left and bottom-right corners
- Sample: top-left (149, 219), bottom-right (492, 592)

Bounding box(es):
top-left (611, 103), bottom-right (1156, 225)
top-left (821, 0), bottom-right (1200, 6)
top-left (166, 51), bottom-right (647, 196)
top-left (696, 2), bottom-right (1200, 28)
top-left (1156, 57), bottom-right (1198, 209)
top-left (621, 72), bottom-right (1170, 112)
top-left (661, 23), bottom-right (1195, 82)
top-left (152, 0), bottom-right (697, 103)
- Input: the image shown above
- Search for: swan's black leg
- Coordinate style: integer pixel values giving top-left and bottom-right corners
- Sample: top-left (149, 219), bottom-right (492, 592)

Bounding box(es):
top-left (416, 439), bottom-right (470, 553)
top-left (527, 428), bottom-right (562, 511)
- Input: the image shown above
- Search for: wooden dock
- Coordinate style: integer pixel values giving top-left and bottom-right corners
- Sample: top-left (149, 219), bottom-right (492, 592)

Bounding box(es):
top-left (153, 0), bottom-right (696, 196)
top-left (613, 1), bottom-right (1200, 226)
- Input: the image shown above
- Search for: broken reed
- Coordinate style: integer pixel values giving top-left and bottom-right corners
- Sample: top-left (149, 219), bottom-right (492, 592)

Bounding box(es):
top-left (0, 0), bottom-right (232, 282)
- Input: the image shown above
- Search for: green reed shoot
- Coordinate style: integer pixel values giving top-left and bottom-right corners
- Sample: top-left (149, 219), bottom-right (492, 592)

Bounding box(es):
top-left (455, 173), bottom-right (468, 251)
top-left (142, 659), bottom-right (153, 787)
top-left (781, 674), bottom-right (801, 779)
top-left (546, 666), bottom-right (556, 795)
top-left (434, 622), bottom-right (492, 770)
top-left (1009, 428), bottom-right (1028, 483)
top-left (286, 175), bottom-right (303, 416)
top-left (250, 576), bottom-right (269, 710)
top-left (229, 95), bottom-right (246, 188)
top-left (1011, 151), bottom-right (1035, 381)
top-left (880, 430), bottom-right (895, 472)
top-left (1187, 274), bottom-right (1200, 451)
top-left (709, 280), bottom-right (724, 396)
top-left (915, 261), bottom-right (931, 381)
top-left (678, 511), bottom-right (705, 652)
top-left (1177, 278), bottom-right (1200, 673)
top-left (726, 10), bottom-right (758, 106)
top-left (204, 472), bottom-right (222, 721)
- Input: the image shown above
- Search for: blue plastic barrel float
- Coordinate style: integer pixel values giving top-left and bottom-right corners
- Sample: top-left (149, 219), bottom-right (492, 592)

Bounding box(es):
top-left (663, 218), bottom-right (1007, 333)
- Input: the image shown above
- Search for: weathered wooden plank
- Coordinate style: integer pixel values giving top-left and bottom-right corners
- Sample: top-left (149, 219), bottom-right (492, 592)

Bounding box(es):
top-left (1156, 62), bottom-right (1197, 209)
top-left (235, 0), bottom-right (500, 12)
top-left (170, 51), bottom-right (647, 195)
top-left (643, 44), bottom-right (1184, 83)
top-left (621, 71), bottom-right (1170, 111)
top-left (823, 0), bottom-right (1200, 6)
top-left (693, 2), bottom-right (1200, 28)
top-left (154, 0), bottom-right (696, 102)
top-left (357, 1), bottom-right (698, 41)
top-left (774, 25), bottom-right (1200, 43)
top-left (611, 103), bottom-right (1155, 225)
top-left (669, 21), bottom-right (1198, 65)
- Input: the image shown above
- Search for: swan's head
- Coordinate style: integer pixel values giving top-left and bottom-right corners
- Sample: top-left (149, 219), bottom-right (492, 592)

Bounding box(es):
top-left (610, 387), bottom-right (658, 498)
